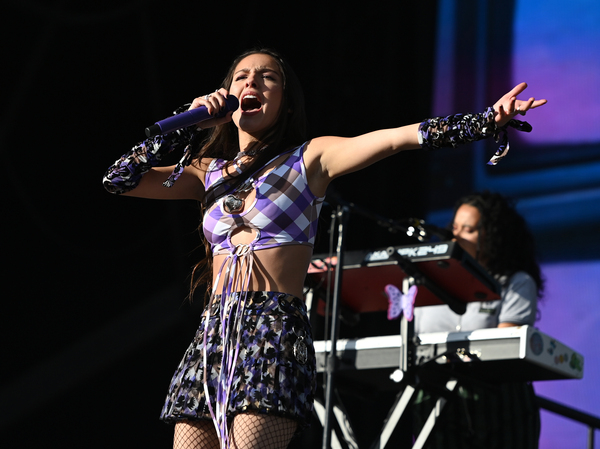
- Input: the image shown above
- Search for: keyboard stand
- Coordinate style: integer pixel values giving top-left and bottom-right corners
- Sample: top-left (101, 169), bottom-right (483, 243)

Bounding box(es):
top-left (310, 243), bottom-right (499, 448)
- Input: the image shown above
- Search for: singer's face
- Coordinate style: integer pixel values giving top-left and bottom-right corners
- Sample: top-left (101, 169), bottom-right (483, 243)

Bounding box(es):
top-left (229, 53), bottom-right (284, 139)
top-left (452, 204), bottom-right (481, 260)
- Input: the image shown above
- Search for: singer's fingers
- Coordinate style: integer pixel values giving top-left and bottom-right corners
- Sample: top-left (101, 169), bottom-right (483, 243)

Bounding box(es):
top-left (493, 83), bottom-right (526, 112)
top-left (189, 89), bottom-right (231, 116)
top-left (505, 82), bottom-right (528, 99)
top-left (188, 96), bottom-right (209, 111)
top-left (529, 98), bottom-right (547, 109)
top-left (212, 89), bottom-right (236, 113)
top-left (507, 96), bottom-right (517, 114)
top-left (215, 87), bottom-right (230, 99)
top-left (513, 97), bottom-right (547, 116)
top-left (210, 89), bottom-right (229, 113)
top-left (513, 97), bottom-right (535, 115)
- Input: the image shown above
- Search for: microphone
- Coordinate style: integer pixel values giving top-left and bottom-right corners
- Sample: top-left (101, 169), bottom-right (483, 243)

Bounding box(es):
top-left (145, 95), bottom-right (239, 138)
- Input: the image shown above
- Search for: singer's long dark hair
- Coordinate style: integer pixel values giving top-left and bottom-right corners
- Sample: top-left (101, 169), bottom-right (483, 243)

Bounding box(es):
top-left (193, 48), bottom-right (307, 204)
top-left (453, 191), bottom-right (544, 298)
top-left (189, 48), bottom-right (308, 302)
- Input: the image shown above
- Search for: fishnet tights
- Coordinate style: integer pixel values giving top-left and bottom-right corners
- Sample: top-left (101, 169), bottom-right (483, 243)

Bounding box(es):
top-left (173, 413), bottom-right (298, 449)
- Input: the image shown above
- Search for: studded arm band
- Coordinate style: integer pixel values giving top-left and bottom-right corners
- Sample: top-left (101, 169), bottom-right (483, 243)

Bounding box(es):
top-left (418, 107), bottom-right (532, 165)
top-left (103, 105), bottom-right (200, 194)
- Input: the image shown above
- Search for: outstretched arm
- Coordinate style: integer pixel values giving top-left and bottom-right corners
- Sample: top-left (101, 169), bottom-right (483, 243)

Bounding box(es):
top-left (305, 83), bottom-right (547, 196)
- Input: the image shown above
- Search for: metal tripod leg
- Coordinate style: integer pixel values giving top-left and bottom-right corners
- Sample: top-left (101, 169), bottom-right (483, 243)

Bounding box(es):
top-left (412, 379), bottom-right (458, 449)
top-left (314, 395), bottom-right (360, 449)
top-left (369, 384), bottom-right (417, 449)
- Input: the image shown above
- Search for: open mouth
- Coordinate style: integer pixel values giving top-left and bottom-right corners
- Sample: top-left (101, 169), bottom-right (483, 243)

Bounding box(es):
top-left (241, 95), bottom-right (262, 112)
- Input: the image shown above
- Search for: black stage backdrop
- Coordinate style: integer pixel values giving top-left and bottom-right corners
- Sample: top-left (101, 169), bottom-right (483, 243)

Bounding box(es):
top-left (2, 1), bottom-right (438, 447)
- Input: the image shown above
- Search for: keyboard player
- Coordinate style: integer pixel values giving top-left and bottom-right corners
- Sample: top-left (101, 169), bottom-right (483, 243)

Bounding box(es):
top-left (413, 191), bottom-right (544, 449)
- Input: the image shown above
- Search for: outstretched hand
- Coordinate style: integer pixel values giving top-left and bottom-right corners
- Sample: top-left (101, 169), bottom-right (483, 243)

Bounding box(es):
top-left (493, 82), bottom-right (547, 127)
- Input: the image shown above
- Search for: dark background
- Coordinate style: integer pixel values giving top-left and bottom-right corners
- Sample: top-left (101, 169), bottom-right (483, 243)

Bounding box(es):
top-left (2, 1), bottom-right (443, 447)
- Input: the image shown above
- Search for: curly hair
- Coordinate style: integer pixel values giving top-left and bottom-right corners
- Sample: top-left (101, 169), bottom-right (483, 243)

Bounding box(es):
top-left (453, 191), bottom-right (544, 298)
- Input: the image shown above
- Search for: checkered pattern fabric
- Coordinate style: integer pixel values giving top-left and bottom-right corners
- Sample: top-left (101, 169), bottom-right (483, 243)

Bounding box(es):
top-left (202, 143), bottom-right (325, 256)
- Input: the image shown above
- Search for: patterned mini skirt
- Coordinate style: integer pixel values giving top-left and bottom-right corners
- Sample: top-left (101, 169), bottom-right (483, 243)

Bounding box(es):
top-left (160, 291), bottom-right (316, 428)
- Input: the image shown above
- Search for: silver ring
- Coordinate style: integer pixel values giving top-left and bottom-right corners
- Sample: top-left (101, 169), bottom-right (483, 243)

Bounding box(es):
top-left (204, 94), bottom-right (211, 100)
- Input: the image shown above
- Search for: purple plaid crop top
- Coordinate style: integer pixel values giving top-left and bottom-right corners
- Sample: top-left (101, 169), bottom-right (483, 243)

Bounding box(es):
top-left (202, 143), bottom-right (325, 256)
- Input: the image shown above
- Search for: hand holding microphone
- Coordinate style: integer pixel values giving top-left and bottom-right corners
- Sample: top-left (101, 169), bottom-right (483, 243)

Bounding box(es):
top-left (145, 90), bottom-right (239, 137)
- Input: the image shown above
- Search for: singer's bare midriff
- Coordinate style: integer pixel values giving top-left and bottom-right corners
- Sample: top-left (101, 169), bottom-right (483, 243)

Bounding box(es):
top-left (212, 244), bottom-right (313, 299)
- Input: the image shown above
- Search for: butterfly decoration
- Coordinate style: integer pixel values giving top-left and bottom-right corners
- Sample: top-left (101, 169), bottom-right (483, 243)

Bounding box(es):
top-left (385, 284), bottom-right (418, 321)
